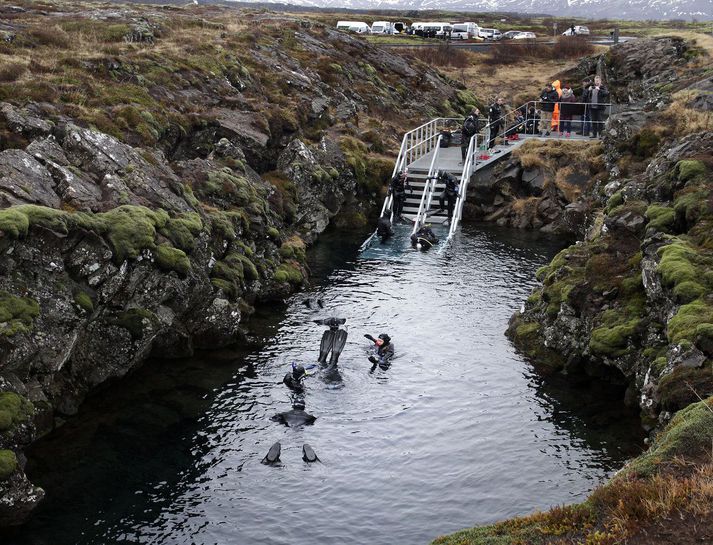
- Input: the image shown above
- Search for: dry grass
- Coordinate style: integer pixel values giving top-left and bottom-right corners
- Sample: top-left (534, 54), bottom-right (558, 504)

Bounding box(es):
top-left (648, 30), bottom-right (713, 57)
top-left (397, 43), bottom-right (474, 68)
top-left (484, 37), bottom-right (595, 66)
top-left (661, 90), bottom-right (713, 137)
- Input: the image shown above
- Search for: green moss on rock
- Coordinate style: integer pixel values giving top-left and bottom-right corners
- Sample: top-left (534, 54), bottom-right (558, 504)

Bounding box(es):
top-left (0, 392), bottom-right (33, 432)
top-left (589, 319), bottom-right (640, 357)
top-left (155, 245), bottom-right (191, 276)
top-left (73, 291), bottom-right (94, 313)
top-left (0, 208), bottom-right (30, 238)
top-left (274, 262), bottom-right (303, 285)
top-left (0, 449), bottom-right (18, 481)
top-left (668, 299), bottom-right (713, 345)
top-left (645, 204), bottom-right (675, 232)
top-left (159, 212), bottom-right (203, 252)
top-left (112, 308), bottom-right (156, 339)
top-left (674, 159), bottom-right (706, 183)
top-left (672, 280), bottom-right (706, 303)
top-left (606, 190), bottom-right (624, 213)
top-left (0, 291), bottom-right (40, 337)
top-left (624, 397), bottom-right (713, 477)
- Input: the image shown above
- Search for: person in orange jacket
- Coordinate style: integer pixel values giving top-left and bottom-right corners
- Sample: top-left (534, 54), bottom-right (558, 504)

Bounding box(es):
top-left (551, 80), bottom-right (562, 133)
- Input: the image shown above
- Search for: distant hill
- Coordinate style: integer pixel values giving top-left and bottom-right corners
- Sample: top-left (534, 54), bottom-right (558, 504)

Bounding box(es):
top-left (219, 0), bottom-right (713, 20)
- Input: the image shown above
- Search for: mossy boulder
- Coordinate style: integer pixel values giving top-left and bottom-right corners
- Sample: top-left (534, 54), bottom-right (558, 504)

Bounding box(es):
top-left (0, 450), bottom-right (18, 481)
top-left (159, 212), bottom-right (203, 252)
top-left (667, 299), bottom-right (713, 345)
top-left (0, 291), bottom-right (40, 337)
top-left (657, 364), bottom-right (713, 412)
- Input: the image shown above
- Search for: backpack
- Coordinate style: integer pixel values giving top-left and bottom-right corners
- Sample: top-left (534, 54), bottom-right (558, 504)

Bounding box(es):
top-left (463, 116), bottom-right (477, 136)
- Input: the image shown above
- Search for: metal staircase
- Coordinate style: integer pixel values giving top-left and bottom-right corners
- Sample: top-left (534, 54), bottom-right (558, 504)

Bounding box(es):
top-left (362, 99), bottom-right (611, 250)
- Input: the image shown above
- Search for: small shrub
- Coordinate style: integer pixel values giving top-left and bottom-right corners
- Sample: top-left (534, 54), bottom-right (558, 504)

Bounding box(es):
top-left (0, 63), bottom-right (26, 83)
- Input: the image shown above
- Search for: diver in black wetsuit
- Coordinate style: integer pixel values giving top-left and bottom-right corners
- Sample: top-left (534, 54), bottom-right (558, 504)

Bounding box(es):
top-left (364, 333), bottom-right (394, 371)
top-left (313, 317), bottom-right (348, 366)
top-left (376, 208), bottom-right (394, 244)
top-left (410, 225), bottom-right (438, 251)
top-left (271, 397), bottom-right (316, 427)
top-left (388, 170), bottom-right (411, 222)
top-left (436, 171), bottom-right (460, 225)
top-left (283, 363), bottom-right (307, 393)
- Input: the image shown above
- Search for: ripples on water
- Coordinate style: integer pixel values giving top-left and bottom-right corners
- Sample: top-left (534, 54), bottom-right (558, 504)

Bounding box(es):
top-left (7, 224), bottom-right (644, 545)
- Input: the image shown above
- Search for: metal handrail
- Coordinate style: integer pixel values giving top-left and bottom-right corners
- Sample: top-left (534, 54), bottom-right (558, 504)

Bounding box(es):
top-left (447, 132), bottom-right (479, 239)
top-left (411, 134), bottom-right (443, 235)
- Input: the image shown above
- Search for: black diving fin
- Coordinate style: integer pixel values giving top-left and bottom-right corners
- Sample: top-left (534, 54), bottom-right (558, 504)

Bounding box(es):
top-left (302, 444), bottom-right (320, 463)
top-left (262, 441), bottom-right (281, 465)
top-left (318, 329), bottom-right (335, 364)
top-left (329, 329), bottom-right (348, 366)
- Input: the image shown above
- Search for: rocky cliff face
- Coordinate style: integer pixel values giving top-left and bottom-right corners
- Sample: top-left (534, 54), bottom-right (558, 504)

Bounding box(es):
top-left (434, 34), bottom-right (713, 545)
top-left (507, 36), bottom-right (713, 428)
top-left (0, 2), bottom-right (467, 525)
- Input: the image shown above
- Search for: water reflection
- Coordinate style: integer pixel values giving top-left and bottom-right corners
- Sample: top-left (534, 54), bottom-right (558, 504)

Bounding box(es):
top-left (4, 224), bottom-right (643, 545)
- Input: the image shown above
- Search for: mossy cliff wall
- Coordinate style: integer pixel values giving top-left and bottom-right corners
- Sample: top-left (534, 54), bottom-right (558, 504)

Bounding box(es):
top-left (435, 36), bottom-right (713, 545)
top-left (0, 1), bottom-right (469, 526)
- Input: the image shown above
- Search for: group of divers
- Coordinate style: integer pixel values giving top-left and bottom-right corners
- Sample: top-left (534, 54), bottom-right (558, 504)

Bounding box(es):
top-left (262, 310), bottom-right (394, 465)
top-left (376, 168), bottom-right (461, 251)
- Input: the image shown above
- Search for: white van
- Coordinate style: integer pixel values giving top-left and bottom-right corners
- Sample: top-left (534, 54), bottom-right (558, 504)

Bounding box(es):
top-left (371, 21), bottom-right (395, 35)
top-left (451, 22), bottom-right (480, 40)
top-left (562, 25), bottom-right (590, 36)
top-left (478, 27), bottom-right (497, 39)
top-left (336, 21), bottom-right (370, 34)
top-left (422, 23), bottom-right (452, 37)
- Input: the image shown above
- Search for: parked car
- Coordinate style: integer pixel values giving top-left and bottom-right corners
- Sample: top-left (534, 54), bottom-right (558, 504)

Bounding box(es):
top-left (502, 30), bottom-right (521, 40)
top-left (562, 25), bottom-right (590, 36)
top-left (491, 29), bottom-right (502, 40)
top-left (513, 31), bottom-right (536, 40)
top-left (451, 22), bottom-right (480, 40)
top-left (371, 21), bottom-right (395, 34)
top-left (394, 21), bottom-right (405, 33)
top-left (479, 27), bottom-right (502, 40)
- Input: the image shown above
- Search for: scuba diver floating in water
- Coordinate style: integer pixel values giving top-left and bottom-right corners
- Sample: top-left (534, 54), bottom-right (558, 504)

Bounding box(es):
top-left (388, 169), bottom-right (412, 222)
top-left (410, 224), bottom-right (438, 251)
top-left (376, 208), bottom-right (394, 244)
top-left (283, 362), bottom-right (316, 394)
top-left (435, 170), bottom-right (460, 226)
top-left (364, 333), bottom-right (394, 371)
top-left (271, 396), bottom-right (316, 427)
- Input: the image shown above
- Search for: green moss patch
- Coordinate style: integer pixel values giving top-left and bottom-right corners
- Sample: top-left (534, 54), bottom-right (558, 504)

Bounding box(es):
top-left (155, 245), bottom-right (191, 277)
top-left (274, 262), bottom-right (303, 285)
top-left (0, 291), bottom-right (40, 337)
top-left (111, 308), bottom-right (157, 339)
top-left (0, 392), bottom-right (34, 433)
top-left (657, 364), bottom-right (713, 412)
top-left (668, 299), bottom-right (713, 345)
top-left (0, 449), bottom-right (18, 481)
top-left (73, 291), bottom-right (94, 313)
top-left (159, 212), bottom-right (203, 252)
top-left (624, 397), bottom-right (713, 477)
top-left (589, 318), bottom-right (641, 358)
top-left (674, 159), bottom-right (706, 183)
top-left (645, 204), bottom-right (675, 232)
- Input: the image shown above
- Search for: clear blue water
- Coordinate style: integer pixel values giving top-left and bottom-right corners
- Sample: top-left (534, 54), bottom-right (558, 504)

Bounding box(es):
top-left (5, 224), bottom-right (644, 545)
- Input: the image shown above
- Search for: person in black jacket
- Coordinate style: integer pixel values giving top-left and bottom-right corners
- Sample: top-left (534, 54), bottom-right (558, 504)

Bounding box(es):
top-left (388, 170), bottom-right (411, 221)
top-left (460, 107), bottom-right (481, 164)
top-left (579, 78), bottom-right (592, 135)
top-left (539, 83), bottom-right (559, 136)
top-left (525, 105), bottom-right (540, 134)
top-left (558, 84), bottom-right (578, 136)
top-left (586, 76), bottom-right (610, 138)
top-left (487, 97), bottom-right (506, 149)
top-left (364, 333), bottom-right (395, 371)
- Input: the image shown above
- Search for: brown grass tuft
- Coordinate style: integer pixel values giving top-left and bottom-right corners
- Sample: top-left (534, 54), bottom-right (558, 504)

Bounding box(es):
top-left (0, 62), bottom-right (26, 83)
top-left (397, 43), bottom-right (474, 68)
